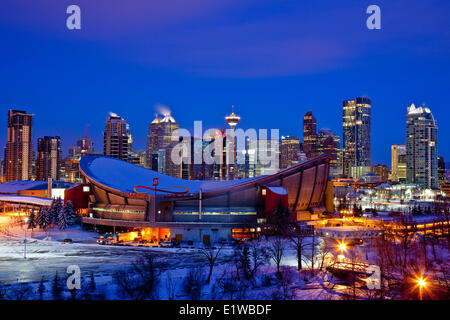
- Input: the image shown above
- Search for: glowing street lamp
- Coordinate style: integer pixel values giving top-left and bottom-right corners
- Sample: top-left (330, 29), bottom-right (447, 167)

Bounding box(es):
top-left (336, 241), bottom-right (347, 262)
top-left (416, 276), bottom-right (427, 300)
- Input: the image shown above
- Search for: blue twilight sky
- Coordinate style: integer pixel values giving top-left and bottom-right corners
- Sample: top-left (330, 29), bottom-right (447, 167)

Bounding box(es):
top-left (0, 0), bottom-right (449, 166)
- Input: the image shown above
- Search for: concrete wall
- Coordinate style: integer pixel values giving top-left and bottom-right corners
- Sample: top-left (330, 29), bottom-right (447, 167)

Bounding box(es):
top-left (170, 226), bottom-right (232, 243)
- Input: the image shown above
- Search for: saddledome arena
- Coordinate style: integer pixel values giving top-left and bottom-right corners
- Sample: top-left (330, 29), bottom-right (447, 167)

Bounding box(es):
top-left (75, 154), bottom-right (331, 243)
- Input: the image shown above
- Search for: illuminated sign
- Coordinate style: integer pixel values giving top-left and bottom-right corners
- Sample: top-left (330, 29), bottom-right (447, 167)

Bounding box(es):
top-left (132, 185), bottom-right (190, 195)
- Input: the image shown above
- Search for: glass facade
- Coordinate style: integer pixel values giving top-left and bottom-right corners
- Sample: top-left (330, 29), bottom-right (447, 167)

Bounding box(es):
top-left (406, 104), bottom-right (438, 189)
top-left (342, 97), bottom-right (371, 177)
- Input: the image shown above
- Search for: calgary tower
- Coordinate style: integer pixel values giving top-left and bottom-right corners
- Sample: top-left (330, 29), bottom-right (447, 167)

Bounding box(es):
top-left (224, 106), bottom-right (240, 180)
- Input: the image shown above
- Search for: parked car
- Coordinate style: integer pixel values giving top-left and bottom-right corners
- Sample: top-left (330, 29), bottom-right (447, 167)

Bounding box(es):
top-left (159, 241), bottom-right (173, 248)
top-left (62, 238), bottom-right (73, 243)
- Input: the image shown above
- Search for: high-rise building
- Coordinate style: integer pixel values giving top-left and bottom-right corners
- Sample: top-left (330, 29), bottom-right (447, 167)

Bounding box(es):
top-left (257, 138), bottom-right (280, 176)
top-left (280, 136), bottom-right (300, 169)
top-left (406, 104), bottom-right (438, 189)
top-left (390, 145), bottom-right (406, 183)
top-left (438, 157), bottom-right (446, 184)
top-left (36, 136), bottom-right (61, 181)
top-left (103, 113), bottom-right (130, 161)
top-left (77, 137), bottom-right (94, 156)
top-left (317, 128), bottom-right (340, 169)
top-left (129, 150), bottom-right (146, 168)
top-left (5, 110), bottom-right (34, 181)
top-left (371, 164), bottom-right (389, 183)
top-left (146, 113), bottom-right (179, 170)
top-left (342, 97), bottom-right (371, 177)
top-left (302, 111), bottom-right (317, 159)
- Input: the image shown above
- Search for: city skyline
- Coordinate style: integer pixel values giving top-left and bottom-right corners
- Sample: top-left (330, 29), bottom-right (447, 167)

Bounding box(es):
top-left (0, 100), bottom-right (447, 170)
top-left (0, 1), bottom-right (449, 166)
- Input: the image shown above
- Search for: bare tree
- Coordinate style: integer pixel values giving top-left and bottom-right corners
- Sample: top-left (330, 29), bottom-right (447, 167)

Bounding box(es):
top-left (114, 254), bottom-right (160, 300)
top-left (287, 225), bottom-right (310, 271)
top-left (199, 245), bottom-right (222, 283)
top-left (267, 237), bottom-right (285, 275)
top-left (234, 241), bottom-right (268, 281)
top-left (272, 267), bottom-right (296, 300)
top-left (395, 216), bottom-right (417, 271)
top-left (216, 270), bottom-right (248, 300)
top-left (165, 272), bottom-right (176, 300)
top-left (182, 267), bottom-right (204, 300)
top-left (317, 239), bottom-right (334, 272)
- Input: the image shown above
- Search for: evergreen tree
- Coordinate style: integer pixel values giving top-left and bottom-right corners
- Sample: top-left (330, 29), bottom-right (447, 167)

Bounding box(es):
top-left (27, 211), bottom-right (37, 230)
top-left (37, 207), bottom-right (50, 230)
top-left (58, 201), bottom-right (76, 230)
top-left (89, 272), bottom-right (96, 293)
top-left (58, 208), bottom-right (68, 230)
top-left (49, 198), bottom-right (63, 226)
top-left (38, 277), bottom-right (46, 300)
top-left (52, 271), bottom-right (62, 300)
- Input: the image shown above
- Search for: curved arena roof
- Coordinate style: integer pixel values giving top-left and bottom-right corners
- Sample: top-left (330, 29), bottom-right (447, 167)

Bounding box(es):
top-left (80, 154), bottom-right (331, 211)
top-left (80, 155), bottom-right (259, 195)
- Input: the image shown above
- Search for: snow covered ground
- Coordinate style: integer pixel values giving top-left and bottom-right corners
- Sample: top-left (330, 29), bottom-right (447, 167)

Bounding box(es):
top-left (0, 216), bottom-right (377, 300)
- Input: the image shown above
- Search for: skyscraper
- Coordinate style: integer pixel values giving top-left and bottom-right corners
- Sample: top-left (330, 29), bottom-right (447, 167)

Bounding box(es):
top-left (36, 136), bottom-right (61, 181)
top-left (302, 111), bottom-right (317, 159)
top-left (371, 164), bottom-right (389, 182)
top-left (280, 136), bottom-right (300, 169)
top-left (390, 145), bottom-right (406, 182)
top-left (317, 128), bottom-right (340, 169)
top-left (438, 157), bottom-right (446, 185)
top-left (103, 113), bottom-right (130, 161)
top-left (146, 113), bottom-right (180, 170)
top-left (77, 137), bottom-right (94, 156)
top-left (406, 104), bottom-right (438, 189)
top-left (5, 110), bottom-right (34, 181)
top-left (342, 97), bottom-right (371, 177)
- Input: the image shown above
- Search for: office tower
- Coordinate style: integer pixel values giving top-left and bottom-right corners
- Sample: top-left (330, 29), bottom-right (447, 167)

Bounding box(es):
top-left (371, 164), bottom-right (389, 182)
top-left (342, 97), bottom-right (371, 177)
top-left (129, 150), bottom-right (146, 168)
top-left (390, 145), bottom-right (406, 182)
top-left (406, 104), bottom-right (438, 189)
top-left (68, 146), bottom-right (82, 160)
top-left (317, 128), bottom-right (340, 169)
top-left (280, 136), bottom-right (300, 169)
top-left (5, 110), bottom-right (34, 181)
top-left (36, 136), bottom-right (61, 181)
top-left (146, 113), bottom-right (180, 169)
top-left (257, 138), bottom-right (280, 176)
top-left (0, 158), bottom-right (4, 182)
top-left (302, 111), bottom-right (317, 159)
top-left (397, 154), bottom-right (407, 183)
top-left (77, 137), bottom-right (94, 156)
top-left (438, 157), bottom-right (446, 186)
top-left (103, 113), bottom-right (130, 161)
top-left (225, 107), bottom-right (240, 180)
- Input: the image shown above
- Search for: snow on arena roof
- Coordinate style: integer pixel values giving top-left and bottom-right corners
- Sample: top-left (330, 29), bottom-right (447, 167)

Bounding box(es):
top-left (0, 180), bottom-right (48, 194)
top-left (80, 155), bottom-right (260, 194)
top-left (0, 180), bottom-right (74, 195)
top-left (0, 194), bottom-right (53, 206)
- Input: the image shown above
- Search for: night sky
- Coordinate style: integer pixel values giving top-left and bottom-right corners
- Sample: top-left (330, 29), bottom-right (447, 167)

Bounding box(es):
top-left (0, 0), bottom-right (449, 166)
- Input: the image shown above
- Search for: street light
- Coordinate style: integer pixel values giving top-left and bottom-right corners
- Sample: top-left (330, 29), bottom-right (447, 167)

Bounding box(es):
top-left (23, 217), bottom-right (28, 260)
top-left (416, 276), bottom-right (427, 300)
top-left (336, 241), bottom-right (347, 262)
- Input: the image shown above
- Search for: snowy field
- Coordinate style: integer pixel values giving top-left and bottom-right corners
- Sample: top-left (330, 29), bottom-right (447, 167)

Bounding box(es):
top-left (0, 217), bottom-right (397, 300)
